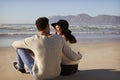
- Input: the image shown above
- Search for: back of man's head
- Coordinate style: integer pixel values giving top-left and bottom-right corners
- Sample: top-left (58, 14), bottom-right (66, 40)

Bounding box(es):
top-left (35, 17), bottom-right (49, 31)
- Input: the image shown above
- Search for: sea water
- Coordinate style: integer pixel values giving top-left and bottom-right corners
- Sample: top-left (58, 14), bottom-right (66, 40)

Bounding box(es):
top-left (0, 24), bottom-right (120, 47)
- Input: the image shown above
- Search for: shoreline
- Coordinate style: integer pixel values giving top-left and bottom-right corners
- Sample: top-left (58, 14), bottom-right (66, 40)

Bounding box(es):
top-left (0, 33), bottom-right (120, 47)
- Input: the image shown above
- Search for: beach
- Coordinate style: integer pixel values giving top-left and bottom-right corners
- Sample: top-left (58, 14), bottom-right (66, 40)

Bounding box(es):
top-left (1, 0), bottom-right (120, 79)
top-left (0, 42), bottom-right (120, 80)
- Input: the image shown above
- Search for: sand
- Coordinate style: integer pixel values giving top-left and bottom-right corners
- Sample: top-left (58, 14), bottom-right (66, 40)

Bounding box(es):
top-left (0, 42), bottom-right (120, 80)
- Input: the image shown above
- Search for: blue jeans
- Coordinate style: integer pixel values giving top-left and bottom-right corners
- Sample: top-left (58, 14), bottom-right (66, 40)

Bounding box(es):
top-left (16, 48), bottom-right (34, 74)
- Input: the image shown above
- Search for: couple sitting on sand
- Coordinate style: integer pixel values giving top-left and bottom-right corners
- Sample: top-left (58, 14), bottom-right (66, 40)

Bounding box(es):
top-left (12, 17), bottom-right (82, 80)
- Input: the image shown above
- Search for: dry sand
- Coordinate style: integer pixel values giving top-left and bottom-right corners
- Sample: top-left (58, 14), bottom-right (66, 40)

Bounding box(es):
top-left (0, 42), bottom-right (120, 80)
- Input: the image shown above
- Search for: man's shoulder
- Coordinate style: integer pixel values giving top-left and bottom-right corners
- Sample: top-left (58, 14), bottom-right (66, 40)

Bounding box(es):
top-left (51, 34), bottom-right (66, 45)
top-left (51, 34), bottom-right (63, 39)
top-left (24, 34), bottom-right (39, 41)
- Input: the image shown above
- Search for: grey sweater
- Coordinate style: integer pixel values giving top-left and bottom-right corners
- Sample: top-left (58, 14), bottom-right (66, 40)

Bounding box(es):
top-left (12, 34), bottom-right (81, 80)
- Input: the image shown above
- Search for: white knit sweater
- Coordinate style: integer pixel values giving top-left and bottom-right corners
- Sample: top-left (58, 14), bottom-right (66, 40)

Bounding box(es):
top-left (12, 34), bottom-right (81, 80)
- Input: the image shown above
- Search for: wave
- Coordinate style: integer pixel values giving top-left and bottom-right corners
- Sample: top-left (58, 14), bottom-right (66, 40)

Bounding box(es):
top-left (0, 31), bottom-right (120, 36)
top-left (0, 32), bottom-right (38, 35)
top-left (0, 24), bottom-right (120, 35)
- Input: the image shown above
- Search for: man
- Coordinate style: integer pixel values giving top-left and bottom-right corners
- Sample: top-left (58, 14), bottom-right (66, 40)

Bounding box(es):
top-left (12, 17), bottom-right (82, 80)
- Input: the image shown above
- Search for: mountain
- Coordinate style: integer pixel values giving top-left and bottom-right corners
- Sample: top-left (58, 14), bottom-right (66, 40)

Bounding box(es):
top-left (49, 14), bottom-right (120, 26)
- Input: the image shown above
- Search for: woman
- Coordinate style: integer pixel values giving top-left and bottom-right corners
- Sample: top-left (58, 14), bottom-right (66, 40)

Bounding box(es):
top-left (51, 19), bottom-right (81, 76)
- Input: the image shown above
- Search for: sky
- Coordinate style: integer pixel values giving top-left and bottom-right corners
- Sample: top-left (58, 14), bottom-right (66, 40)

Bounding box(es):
top-left (0, 0), bottom-right (120, 24)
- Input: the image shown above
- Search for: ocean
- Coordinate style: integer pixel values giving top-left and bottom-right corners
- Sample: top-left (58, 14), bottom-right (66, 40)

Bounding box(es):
top-left (0, 24), bottom-right (120, 47)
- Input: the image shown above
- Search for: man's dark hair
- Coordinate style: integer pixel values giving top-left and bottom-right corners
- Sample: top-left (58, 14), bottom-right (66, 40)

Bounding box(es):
top-left (35, 17), bottom-right (49, 31)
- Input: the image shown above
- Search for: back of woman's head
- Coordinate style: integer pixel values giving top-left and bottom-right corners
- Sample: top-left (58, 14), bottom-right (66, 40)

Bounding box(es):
top-left (51, 19), bottom-right (77, 43)
top-left (59, 20), bottom-right (77, 43)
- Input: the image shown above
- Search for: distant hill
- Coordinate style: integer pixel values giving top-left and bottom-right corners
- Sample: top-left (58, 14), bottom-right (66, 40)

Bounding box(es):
top-left (49, 14), bottom-right (120, 26)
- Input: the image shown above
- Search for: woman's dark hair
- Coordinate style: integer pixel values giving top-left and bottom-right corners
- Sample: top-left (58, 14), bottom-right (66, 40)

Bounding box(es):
top-left (35, 17), bottom-right (49, 31)
top-left (62, 28), bottom-right (77, 43)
